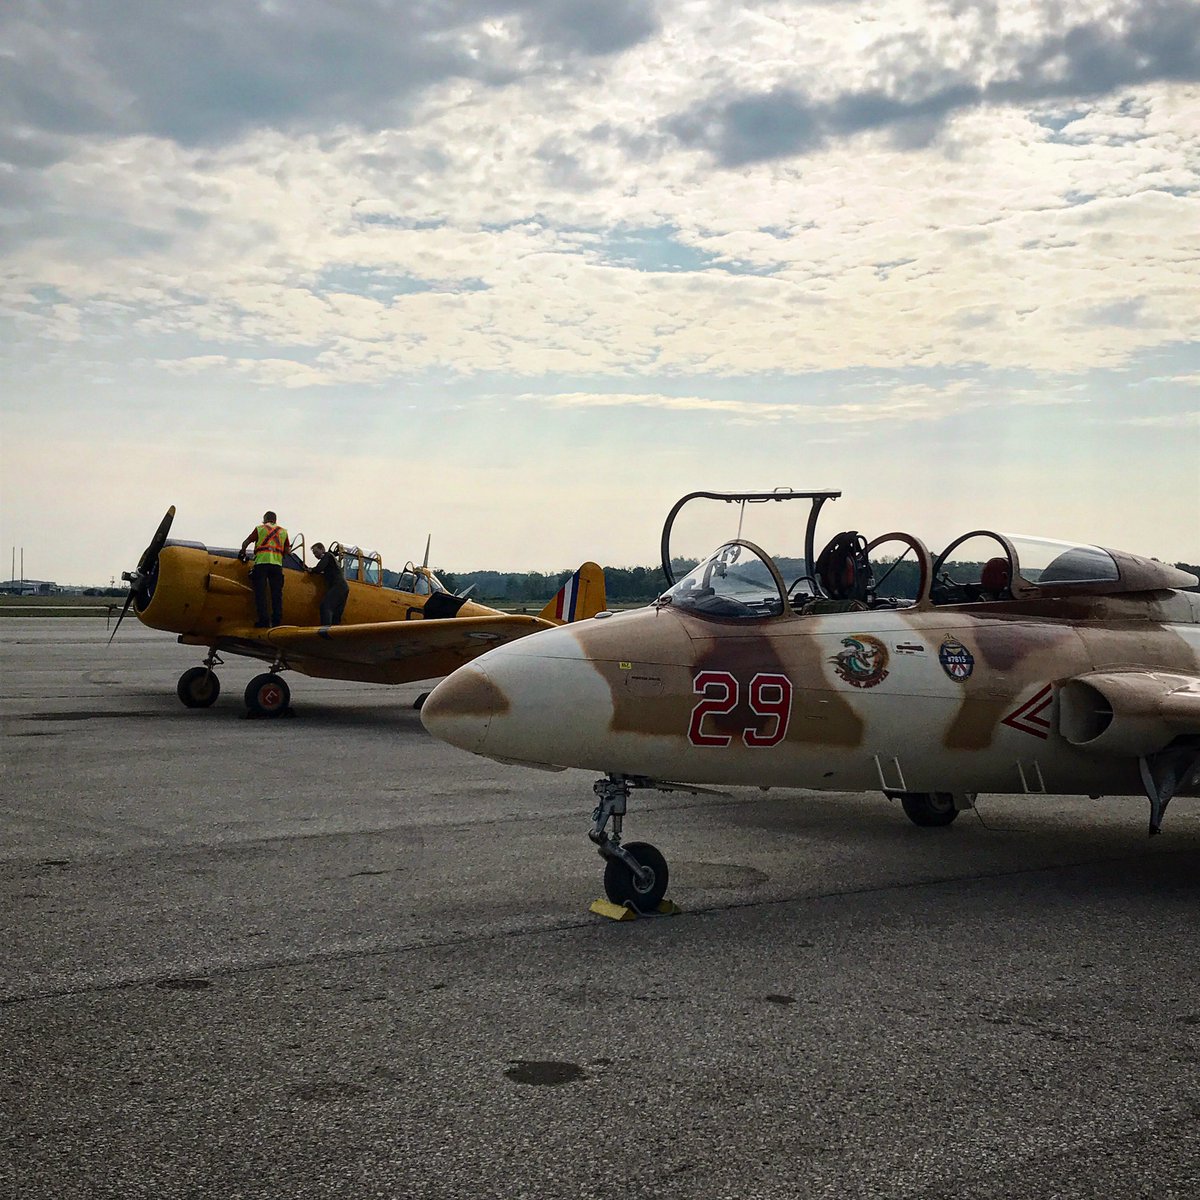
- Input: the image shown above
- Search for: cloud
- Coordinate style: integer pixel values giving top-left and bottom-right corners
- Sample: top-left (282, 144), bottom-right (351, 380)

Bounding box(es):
top-left (0, 0), bottom-right (661, 162)
top-left (534, 0), bottom-right (660, 55)
top-left (518, 381), bottom-right (1087, 426)
top-left (669, 0), bottom-right (1200, 165)
top-left (1113, 410), bottom-right (1200, 428)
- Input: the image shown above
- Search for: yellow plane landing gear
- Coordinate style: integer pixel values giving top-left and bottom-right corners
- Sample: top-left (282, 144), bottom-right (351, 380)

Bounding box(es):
top-left (244, 671), bottom-right (291, 718)
top-left (589, 775), bottom-right (671, 913)
top-left (176, 651), bottom-right (222, 709)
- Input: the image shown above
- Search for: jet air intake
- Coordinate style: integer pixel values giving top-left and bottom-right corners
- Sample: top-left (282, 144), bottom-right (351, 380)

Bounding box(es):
top-left (1059, 672), bottom-right (1200, 757)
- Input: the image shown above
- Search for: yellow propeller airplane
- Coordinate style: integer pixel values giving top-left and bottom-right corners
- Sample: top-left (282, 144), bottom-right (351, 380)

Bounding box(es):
top-left (111, 507), bottom-right (606, 717)
top-left (421, 488), bottom-right (1200, 913)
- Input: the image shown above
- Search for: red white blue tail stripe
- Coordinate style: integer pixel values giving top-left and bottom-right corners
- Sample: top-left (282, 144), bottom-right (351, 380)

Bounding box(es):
top-left (554, 569), bottom-right (581, 621)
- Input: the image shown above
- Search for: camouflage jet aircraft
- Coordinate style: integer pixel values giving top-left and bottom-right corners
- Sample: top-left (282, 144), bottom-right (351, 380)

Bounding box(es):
top-left (422, 489), bottom-right (1200, 912)
top-left (113, 507), bottom-right (605, 717)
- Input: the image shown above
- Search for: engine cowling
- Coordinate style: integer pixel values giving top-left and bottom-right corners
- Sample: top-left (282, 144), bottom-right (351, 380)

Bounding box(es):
top-left (1058, 671), bottom-right (1200, 757)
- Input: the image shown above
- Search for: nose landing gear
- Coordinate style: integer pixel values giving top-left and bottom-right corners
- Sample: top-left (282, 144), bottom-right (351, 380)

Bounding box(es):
top-left (589, 775), bottom-right (671, 914)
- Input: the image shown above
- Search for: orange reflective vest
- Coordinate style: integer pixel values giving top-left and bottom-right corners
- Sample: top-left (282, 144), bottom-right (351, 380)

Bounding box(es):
top-left (254, 524), bottom-right (288, 567)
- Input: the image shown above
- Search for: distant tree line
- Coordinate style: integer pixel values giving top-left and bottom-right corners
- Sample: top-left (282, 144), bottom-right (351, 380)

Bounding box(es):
top-left (431, 566), bottom-right (674, 605)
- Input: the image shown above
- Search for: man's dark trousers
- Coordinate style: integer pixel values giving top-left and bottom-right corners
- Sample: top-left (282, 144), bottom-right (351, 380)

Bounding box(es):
top-left (253, 564), bottom-right (285, 626)
top-left (320, 584), bottom-right (348, 626)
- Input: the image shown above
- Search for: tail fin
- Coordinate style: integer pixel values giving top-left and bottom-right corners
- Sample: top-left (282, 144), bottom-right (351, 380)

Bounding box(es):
top-left (538, 563), bottom-right (607, 624)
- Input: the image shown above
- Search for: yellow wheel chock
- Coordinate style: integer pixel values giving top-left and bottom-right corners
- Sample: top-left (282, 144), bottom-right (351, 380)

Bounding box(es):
top-left (589, 898), bottom-right (681, 921)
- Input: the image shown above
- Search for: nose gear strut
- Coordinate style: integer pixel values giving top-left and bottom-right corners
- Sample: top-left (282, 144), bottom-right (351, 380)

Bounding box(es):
top-left (590, 775), bottom-right (645, 875)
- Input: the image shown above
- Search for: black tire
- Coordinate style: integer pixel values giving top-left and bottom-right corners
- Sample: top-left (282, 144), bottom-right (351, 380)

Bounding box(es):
top-left (413, 691), bottom-right (430, 711)
top-left (603, 841), bottom-right (669, 912)
top-left (244, 673), bottom-right (290, 717)
top-left (899, 792), bottom-right (959, 827)
top-left (177, 666), bottom-right (220, 708)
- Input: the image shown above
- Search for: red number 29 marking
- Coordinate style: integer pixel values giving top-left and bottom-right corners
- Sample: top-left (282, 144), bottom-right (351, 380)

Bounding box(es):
top-left (743, 673), bottom-right (792, 747)
top-left (687, 670), bottom-right (739, 746)
top-left (687, 671), bottom-right (793, 748)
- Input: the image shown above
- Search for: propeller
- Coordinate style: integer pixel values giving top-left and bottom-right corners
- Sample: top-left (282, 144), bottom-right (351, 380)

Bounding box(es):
top-left (109, 505), bottom-right (175, 644)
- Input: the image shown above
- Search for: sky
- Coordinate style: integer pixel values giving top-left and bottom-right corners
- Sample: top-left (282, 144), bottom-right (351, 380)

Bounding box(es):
top-left (2, 0), bottom-right (1198, 586)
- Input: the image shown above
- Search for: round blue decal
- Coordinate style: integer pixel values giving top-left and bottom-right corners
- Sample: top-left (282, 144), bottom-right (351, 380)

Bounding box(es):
top-left (939, 637), bottom-right (974, 682)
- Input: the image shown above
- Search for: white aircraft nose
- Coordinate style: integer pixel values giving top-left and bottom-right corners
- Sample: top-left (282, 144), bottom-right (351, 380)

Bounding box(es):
top-left (420, 661), bottom-right (505, 755)
top-left (422, 622), bottom-right (618, 768)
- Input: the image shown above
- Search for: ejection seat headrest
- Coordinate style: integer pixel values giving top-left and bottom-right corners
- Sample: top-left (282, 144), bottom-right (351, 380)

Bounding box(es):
top-left (980, 556), bottom-right (1010, 594)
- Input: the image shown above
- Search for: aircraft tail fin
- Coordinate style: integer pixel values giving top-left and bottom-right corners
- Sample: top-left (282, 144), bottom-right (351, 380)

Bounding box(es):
top-left (538, 563), bottom-right (607, 624)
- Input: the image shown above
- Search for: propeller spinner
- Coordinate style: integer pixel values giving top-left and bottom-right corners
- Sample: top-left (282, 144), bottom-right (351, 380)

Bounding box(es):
top-left (109, 505), bottom-right (175, 643)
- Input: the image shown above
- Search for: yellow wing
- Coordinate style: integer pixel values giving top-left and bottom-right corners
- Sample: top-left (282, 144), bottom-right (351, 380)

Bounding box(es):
top-left (256, 614), bottom-right (555, 666)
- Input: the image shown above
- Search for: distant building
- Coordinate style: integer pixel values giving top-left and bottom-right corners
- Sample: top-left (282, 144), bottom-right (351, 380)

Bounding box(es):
top-left (0, 579), bottom-right (56, 596)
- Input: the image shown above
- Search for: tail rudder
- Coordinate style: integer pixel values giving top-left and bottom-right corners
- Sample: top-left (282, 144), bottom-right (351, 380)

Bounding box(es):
top-left (538, 562), bottom-right (606, 624)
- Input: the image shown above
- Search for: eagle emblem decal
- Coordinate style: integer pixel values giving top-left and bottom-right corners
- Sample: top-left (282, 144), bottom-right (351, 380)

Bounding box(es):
top-left (830, 635), bottom-right (890, 689)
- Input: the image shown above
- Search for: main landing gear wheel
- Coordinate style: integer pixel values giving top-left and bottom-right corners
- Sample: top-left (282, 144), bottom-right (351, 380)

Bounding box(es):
top-left (900, 792), bottom-right (959, 827)
top-left (244, 673), bottom-right (290, 718)
top-left (603, 841), bottom-right (669, 912)
top-left (177, 666), bottom-right (220, 708)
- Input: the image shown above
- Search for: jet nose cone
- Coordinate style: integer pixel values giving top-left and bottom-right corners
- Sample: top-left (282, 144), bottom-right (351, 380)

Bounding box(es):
top-left (421, 663), bottom-right (507, 754)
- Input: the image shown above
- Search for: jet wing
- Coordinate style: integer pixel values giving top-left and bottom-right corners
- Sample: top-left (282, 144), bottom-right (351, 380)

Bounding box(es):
top-left (256, 614), bottom-right (555, 666)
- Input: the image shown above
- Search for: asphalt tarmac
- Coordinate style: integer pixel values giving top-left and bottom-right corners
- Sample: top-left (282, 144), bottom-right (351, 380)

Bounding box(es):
top-left (2, 618), bottom-right (1198, 1199)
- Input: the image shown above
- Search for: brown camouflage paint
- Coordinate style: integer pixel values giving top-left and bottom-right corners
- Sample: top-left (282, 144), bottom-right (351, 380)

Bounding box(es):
top-left (420, 665), bottom-right (508, 721)
top-left (569, 592), bottom-right (1200, 760)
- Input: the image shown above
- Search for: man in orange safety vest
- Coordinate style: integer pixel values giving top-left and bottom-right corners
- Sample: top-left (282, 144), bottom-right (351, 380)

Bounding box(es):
top-left (239, 510), bottom-right (291, 628)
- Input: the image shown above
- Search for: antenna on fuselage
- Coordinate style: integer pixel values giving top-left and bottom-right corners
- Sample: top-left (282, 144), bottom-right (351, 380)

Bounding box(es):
top-left (421, 535), bottom-right (431, 569)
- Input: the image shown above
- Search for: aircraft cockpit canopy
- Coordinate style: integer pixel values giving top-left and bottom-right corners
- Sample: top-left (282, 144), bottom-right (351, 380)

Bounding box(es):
top-left (337, 545), bottom-right (383, 586)
top-left (657, 488), bottom-right (1194, 622)
top-left (660, 542), bottom-right (787, 619)
top-left (395, 564), bottom-right (449, 596)
top-left (929, 532), bottom-right (1146, 604)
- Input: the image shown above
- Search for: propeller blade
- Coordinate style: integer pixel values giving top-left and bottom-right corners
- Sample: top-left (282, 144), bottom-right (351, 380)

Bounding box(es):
top-left (107, 589), bottom-right (136, 645)
top-left (110, 505), bottom-right (175, 644)
top-left (137, 505), bottom-right (176, 574)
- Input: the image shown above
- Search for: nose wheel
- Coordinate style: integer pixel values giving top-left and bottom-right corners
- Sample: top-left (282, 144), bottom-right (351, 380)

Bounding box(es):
top-left (603, 841), bottom-right (669, 911)
top-left (590, 775), bottom-right (671, 913)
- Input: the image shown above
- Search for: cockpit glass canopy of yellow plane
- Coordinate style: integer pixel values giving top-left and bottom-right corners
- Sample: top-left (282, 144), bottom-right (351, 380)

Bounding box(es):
top-left (656, 489), bottom-right (1184, 621)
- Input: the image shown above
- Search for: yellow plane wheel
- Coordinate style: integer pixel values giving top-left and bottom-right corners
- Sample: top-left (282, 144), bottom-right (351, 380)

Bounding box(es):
top-left (603, 841), bottom-right (669, 913)
top-left (899, 792), bottom-right (959, 827)
top-left (177, 666), bottom-right (220, 709)
top-left (244, 673), bottom-right (290, 718)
